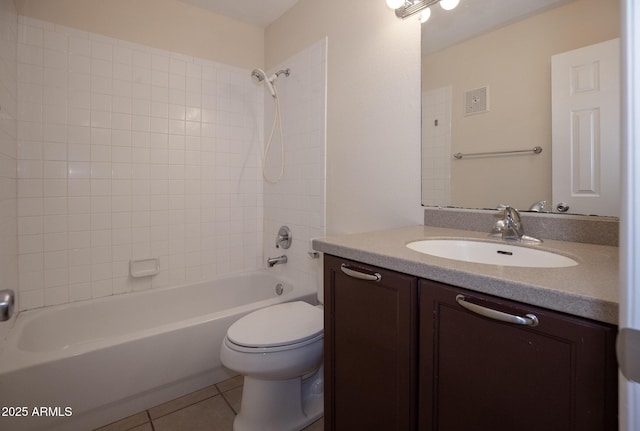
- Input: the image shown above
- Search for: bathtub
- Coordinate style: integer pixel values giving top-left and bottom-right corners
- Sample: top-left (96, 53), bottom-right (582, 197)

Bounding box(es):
top-left (0, 271), bottom-right (316, 431)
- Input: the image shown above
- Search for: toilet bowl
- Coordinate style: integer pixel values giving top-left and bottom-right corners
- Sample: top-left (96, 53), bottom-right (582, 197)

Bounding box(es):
top-left (220, 301), bottom-right (324, 431)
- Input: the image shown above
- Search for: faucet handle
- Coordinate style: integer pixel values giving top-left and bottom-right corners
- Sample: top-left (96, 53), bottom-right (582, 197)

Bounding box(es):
top-left (503, 205), bottom-right (522, 226)
top-left (275, 226), bottom-right (292, 249)
top-left (496, 204), bottom-right (516, 218)
top-left (492, 219), bottom-right (506, 233)
top-left (491, 205), bottom-right (510, 233)
top-left (528, 200), bottom-right (549, 212)
top-left (496, 204), bottom-right (514, 215)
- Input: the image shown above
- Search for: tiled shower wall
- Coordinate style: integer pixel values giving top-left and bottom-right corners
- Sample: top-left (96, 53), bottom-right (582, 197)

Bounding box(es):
top-left (262, 39), bottom-right (326, 297)
top-left (16, 17), bottom-right (265, 310)
top-left (0, 0), bottom-right (18, 337)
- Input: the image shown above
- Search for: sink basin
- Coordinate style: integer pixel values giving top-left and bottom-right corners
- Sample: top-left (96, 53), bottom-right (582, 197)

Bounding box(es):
top-left (406, 239), bottom-right (578, 268)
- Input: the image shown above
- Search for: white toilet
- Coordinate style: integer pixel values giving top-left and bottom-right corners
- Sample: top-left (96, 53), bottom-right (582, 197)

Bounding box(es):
top-left (220, 300), bottom-right (324, 431)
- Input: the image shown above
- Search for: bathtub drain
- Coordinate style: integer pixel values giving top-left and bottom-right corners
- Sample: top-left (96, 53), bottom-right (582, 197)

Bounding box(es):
top-left (275, 283), bottom-right (284, 296)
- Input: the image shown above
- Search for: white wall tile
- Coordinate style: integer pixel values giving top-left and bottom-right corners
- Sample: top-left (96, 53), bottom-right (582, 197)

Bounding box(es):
top-left (68, 282), bottom-right (91, 302)
top-left (14, 22), bottom-right (326, 313)
top-left (18, 44), bottom-right (43, 66)
top-left (16, 20), bottom-right (267, 310)
top-left (91, 279), bottom-right (112, 298)
top-left (262, 39), bottom-right (327, 295)
top-left (19, 216), bottom-right (42, 235)
top-left (43, 160), bottom-right (67, 178)
top-left (18, 197), bottom-right (43, 216)
top-left (19, 233), bottom-right (42, 254)
top-left (19, 252), bottom-right (42, 272)
top-left (44, 48), bottom-right (67, 69)
top-left (20, 289), bottom-right (44, 309)
top-left (43, 142), bottom-right (67, 160)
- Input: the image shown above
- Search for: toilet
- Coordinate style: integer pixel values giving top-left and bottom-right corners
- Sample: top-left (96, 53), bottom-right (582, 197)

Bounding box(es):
top-left (220, 300), bottom-right (324, 431)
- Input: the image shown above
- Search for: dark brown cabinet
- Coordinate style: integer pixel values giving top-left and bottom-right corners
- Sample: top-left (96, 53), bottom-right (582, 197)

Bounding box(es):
top-left (324, 254), bottom-right (618, 431)
top-left (419, 279), bottom-right (618, 431)
top-left (324, 254), bottom-right (418, 431)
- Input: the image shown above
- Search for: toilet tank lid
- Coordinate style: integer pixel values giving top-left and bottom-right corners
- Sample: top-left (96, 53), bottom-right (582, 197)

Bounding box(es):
top-left (227, 301), bottom-right (323, 348)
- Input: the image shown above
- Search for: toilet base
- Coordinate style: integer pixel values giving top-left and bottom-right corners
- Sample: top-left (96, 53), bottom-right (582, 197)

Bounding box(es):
top-left (233, 367), bottom-right (323, 431)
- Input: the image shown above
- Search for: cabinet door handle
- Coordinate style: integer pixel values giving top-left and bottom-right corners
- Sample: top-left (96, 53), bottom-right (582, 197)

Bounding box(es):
top-left (456, 295), bottom-right (539, 327)
top-left (340, 264), bottom-right (382, 282)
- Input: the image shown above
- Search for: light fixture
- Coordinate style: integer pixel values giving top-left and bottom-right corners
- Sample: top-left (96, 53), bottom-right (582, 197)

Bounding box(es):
top-left (439, 0), bottom-right (459, 10)
top-left (419, 7), bottom-right (431, 23)
top-left (390, 0), bottom-right (460, 20)
top-left (386, 0), bottom-right (405, 9)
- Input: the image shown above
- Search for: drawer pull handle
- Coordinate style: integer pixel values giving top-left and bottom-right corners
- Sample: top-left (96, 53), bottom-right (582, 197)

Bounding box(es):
top-left (340, 264), bottom-right (382, 282)
top-left (456, 295), bottom-right (539, 327)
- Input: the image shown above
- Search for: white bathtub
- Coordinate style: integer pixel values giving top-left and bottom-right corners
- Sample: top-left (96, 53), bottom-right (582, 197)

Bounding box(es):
top-left (0, 271), bottom-right (316, 431)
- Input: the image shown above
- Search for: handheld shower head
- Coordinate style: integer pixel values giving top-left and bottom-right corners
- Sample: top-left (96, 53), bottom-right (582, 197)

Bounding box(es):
top-left (252, 67), bottom-right (290, 184)
top-left (251, 68), bottom-right (266, 82)
top-left (250, 68), bottom-right (277, 98)
top-left (265, 80), bottom-right (276, 98)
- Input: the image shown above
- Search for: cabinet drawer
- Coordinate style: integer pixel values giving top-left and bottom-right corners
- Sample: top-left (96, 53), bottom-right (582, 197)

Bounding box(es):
top-left (419, 279), bottom-right (618, 431)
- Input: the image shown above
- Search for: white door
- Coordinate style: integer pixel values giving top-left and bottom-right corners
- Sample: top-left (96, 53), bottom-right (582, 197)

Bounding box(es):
top-left (620, 1), bottom-right (640, 429)
top-left (551, 38), bottom-right (620, 217)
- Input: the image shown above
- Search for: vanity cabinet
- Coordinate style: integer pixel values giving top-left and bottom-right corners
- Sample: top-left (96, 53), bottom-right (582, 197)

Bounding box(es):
top-left (324, 255), bottom-right (418, 431)
top-left (323, 255), bottom-right (618, 431)
top-left (419, 279), bottom-right (618, 431)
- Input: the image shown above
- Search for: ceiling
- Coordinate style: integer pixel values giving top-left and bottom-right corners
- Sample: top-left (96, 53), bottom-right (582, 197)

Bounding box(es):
top-left (177, 0), bottom-right (301, 27)
top-left (421, 0), bottom-right (574, 55)
top-left (176, 0), bottom-right (574, 51)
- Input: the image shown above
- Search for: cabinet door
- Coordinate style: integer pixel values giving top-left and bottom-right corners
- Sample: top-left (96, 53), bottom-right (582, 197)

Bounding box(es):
top-left (324, 255), bottom-right (418, 431)
top-left (419, 279), bottom-right (617, 431)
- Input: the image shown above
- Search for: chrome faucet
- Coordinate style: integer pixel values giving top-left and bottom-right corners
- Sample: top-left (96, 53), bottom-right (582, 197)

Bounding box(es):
top-left (267, 255), bottom-right (288, 267)
top-left (0, 289), bottom-right (15, 322)
top-left (501, 206), bottom-right (524, 241)
top-left (491, 205), bottom-right (542, 244)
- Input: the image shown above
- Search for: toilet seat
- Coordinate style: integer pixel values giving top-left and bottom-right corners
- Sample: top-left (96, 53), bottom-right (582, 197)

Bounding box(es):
top-left (226, 301), bottom-right (323, 352)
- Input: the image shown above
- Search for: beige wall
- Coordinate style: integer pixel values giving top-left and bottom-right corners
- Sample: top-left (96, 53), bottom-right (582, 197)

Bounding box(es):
top-left (422, 0), bottom-right (620, 210)
top-left (267, 0), bottom-right (424, 235)
top-left (15, 0), bottom-right (264, 69)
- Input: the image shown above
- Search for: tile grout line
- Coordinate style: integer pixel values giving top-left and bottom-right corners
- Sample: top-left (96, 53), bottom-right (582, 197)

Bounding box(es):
top-left (145, 386), bottom-right (227, 422)
top-left (96, 380), bottom-right (241, 430)
top-left (145, 410), bottom-right (156, 431)
top-left (219, 390), bottom-right (239, 416)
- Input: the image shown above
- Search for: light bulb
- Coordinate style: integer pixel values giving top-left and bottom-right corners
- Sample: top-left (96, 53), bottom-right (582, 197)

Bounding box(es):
top-left (419, 7), bottom-right (431, 23)
top-left (439, 0), bottom-right (460, 11)
top-left (386, 0), bottom-right (405, 9)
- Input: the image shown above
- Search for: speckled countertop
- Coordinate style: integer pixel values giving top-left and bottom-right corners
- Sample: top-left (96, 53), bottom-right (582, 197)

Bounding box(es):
top-left (312, 225), bottom-right (619, 325)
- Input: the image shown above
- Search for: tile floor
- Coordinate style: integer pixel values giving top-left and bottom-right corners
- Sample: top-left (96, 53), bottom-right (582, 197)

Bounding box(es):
top-left (94, 376), bottom-right (324, 431)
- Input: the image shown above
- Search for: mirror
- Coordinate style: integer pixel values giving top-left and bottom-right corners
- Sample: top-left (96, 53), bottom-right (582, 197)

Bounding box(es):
top-left (420, 0), bottom-right (621, 216)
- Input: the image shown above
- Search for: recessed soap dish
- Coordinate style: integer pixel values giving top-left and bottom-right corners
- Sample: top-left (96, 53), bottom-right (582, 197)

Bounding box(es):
top-left (130, 258), bottom-right (160, 278)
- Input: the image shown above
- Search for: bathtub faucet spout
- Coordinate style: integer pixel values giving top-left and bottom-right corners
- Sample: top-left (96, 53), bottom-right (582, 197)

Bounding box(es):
top-left (0, 289), bottom-right (15, 322)
top-left (267, 255), bottom-right (287, 268)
